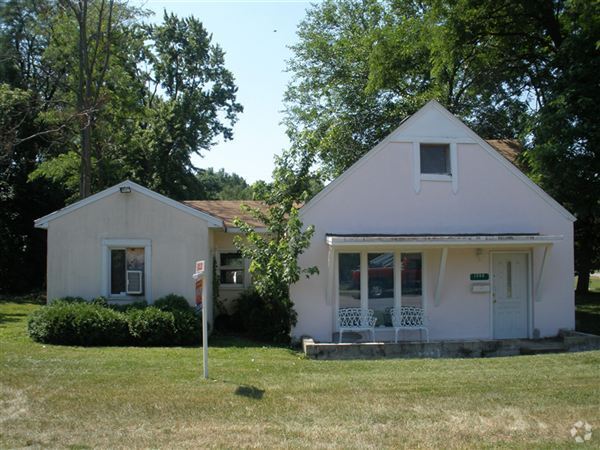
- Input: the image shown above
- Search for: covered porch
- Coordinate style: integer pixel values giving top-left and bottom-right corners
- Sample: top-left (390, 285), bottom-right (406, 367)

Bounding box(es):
top-left (325, 233), bottom-right (562, 343)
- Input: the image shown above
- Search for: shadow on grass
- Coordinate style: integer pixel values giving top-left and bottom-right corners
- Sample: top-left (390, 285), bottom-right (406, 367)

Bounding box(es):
top-left (0, 292), bottom-right (46, 305)
top-left (0, 312), bottom-right (28, 325)
top-left (234, 385), bottom-right (265, 400)
top-left (575, 291), bottom-right (600, 335)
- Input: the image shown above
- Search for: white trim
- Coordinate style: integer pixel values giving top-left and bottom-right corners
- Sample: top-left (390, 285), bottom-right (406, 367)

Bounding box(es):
top-left (326, 245), bottom-right (335, 306)
top-left (450, 142), bottom-right (458, 194)
top-left (326, 234), bottom-right (562, 248)
top-left (535, 245), bottom-right (551, 303)
top-left (102, 238), bottom-right (152, 303)
top-left (412, 142), bottom-right (421, 194)
top-left (299, 100), bottom-right (575, 222)
top-left (434, 247), bottom-right (448, 306)
top-left (224, 227), bottom-right (268, 234)
top-left (34, 180), bottom-right (224, 229)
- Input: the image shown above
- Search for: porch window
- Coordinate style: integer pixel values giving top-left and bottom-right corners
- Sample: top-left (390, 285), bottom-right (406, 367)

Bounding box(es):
top-left (401, 253), bottom-right (422, 308)
top-left (219, 252), bottom-right (244, 286)
top-left (338, 253), bottom-right (360, 308)
top-left (110, 248), bottom-right (144, 296)
top-left (368, 253), bottom-right (394, 327)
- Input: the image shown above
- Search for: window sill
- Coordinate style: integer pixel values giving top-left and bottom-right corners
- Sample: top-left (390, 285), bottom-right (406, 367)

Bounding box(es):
top-left (421, 174), bottom-right (452, 182)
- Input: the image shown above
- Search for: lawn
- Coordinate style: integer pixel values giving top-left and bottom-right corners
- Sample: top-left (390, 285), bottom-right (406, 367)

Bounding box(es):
top-left (1, 299), bottom-right (599, 449)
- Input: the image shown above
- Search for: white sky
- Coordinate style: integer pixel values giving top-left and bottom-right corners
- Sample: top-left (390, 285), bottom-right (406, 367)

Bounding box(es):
top-left (138, 0), bottom-right (316, 183)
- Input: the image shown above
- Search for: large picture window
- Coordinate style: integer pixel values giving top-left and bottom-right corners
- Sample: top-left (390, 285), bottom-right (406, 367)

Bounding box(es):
top-left (338, 253), bottom-right (360, 309)
top-left (401, 253), bottom-right (422, 307)
top-left (337, 251), bottom-right (423, 327)
top-left (368, 253), bottom-right (394, 327)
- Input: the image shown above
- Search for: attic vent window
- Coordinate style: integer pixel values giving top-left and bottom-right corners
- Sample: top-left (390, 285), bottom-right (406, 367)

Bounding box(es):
top-left (420, 144), bottom-right (451, 175)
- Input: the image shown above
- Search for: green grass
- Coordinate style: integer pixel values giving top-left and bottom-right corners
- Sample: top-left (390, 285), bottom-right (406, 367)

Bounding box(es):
top-left (1, 298), bottom-right (599, 449)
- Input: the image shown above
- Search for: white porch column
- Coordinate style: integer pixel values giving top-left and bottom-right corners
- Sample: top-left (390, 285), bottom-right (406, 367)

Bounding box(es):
top-left (434, 247), bottom-right (448, 306)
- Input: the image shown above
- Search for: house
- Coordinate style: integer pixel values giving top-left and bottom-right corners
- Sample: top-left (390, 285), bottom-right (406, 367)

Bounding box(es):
top-left (35, 100), bottom-right (575, 342)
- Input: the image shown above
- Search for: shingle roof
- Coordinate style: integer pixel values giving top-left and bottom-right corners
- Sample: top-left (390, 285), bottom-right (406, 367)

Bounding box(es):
top-left (486, 139), bottom-right (522, 165)
top-left (182, 200), bottom-right (266, 228)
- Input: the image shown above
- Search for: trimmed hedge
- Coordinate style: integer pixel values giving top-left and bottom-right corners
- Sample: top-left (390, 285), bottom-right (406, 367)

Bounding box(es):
top-left (28, 294), bottom-right (201, 346)
top-left (28, 302), bottom-right (129, 346)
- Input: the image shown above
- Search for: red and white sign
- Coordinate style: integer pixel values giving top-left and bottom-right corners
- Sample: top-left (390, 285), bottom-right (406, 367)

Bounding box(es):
top-left (195, 260), bottom-right (205, 274)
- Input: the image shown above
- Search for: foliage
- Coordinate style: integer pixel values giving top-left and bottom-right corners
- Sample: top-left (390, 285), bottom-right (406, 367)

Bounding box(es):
top-left (27, 295), bottom-right (201, 346)
top-left (153, 294), bottom-right (192, 312)
top-left (28, 301), bottom-right (129, 345)
top-left (126, 307), bottom-right (176, 346)
top-left (235, 289), bottom-right (297, 343)
top-left (233, 152), bottom-right (319, 343)
top-left (285, 0), bottom-right (600, 290)
top-left (0, 0), bottom-right (243, 293)
top-left (195, 168), bottom-right (253, 200)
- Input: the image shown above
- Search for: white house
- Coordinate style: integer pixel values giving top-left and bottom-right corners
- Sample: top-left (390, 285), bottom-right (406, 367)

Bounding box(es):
top-left (35, 100), bottom-right (575, 342)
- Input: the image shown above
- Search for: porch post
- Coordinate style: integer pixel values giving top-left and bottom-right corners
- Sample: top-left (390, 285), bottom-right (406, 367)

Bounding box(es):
top-left (434, 247), bottom-right (448, 306)
top-left (535, 245), bottom-right (551, 302)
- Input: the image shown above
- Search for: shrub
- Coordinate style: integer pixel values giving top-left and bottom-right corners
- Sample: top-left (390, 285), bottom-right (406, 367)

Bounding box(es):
top-left (109, 300), bottom-right (148, 312)
top-left (51, 296), bottom-right (86, 304)
top-left (172, 309), bottom-right (202, 345)
top-left (154, 294), bottom-right (192, 312)
top-left (235, 289), bottom-right (297, 344)
top-left (28, 302), bottom-right (129, 346)
top-left (90, 296), bottom-right (108, 307)
top-left (126, 307), bottom-right (176, 346)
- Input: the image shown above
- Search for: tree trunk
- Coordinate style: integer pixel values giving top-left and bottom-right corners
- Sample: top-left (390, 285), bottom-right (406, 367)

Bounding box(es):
top-left (576, 270), bottom-right (590, 294)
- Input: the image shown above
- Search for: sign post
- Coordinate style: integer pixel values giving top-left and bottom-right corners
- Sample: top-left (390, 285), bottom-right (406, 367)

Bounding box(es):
top-left (193, 260), bottom-right (208, 379)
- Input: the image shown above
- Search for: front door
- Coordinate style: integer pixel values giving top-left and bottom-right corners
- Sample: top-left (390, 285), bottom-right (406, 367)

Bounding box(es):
top-left (492, 253), bottom-right (529, 339)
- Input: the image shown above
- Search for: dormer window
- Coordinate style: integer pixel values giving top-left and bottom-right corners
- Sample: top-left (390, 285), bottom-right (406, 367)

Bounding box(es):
top-left (420, 144), bottom-right (451, 175)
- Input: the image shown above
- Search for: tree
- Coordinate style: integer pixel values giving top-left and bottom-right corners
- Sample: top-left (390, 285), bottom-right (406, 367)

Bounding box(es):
top-left (195, 168), bottom-right (252, 200)
top-left (233, 151), bottom-right (319, 341)
top-left (0, 1), bottom-right (243, 292)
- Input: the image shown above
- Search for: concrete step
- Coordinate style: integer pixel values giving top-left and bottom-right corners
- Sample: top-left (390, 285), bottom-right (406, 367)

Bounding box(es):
top-left (519, 343), bottom-right (567, 355)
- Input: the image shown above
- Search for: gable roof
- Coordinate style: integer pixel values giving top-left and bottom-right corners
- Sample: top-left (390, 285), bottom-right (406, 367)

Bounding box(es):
top-left (183, 200), bottom-right (267, 229)
top-left (34, 180), bottom-right (224, 229)
top-left (300, 100), bottom-right (575, 222)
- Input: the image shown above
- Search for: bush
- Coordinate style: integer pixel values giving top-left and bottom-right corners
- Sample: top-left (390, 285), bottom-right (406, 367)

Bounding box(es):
top-left (172, 309), bottom-right (202, 345)
top-left (109, 300), bottom-right (148, 312)
top-left (235, 289), bottom-right (297, 344)
top-left (154, 294), bottom-right (192, 312)
top-left (126, 307), bottom-right (176, 346)
top-left (51, 296), bottom-right (86, 304)
top-left (28, 302), bottom-right (129, 346)
top-left (28, 295), bottom-right (203, 347)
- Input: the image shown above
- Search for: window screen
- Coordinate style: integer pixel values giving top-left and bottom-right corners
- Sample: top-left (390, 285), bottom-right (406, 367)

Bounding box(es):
top-left (420, 144), bottom-right (451, 175)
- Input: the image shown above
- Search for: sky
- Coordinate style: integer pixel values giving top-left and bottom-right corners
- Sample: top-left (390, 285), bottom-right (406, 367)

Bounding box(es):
top-left (138, 0), bottom-right (317, 184)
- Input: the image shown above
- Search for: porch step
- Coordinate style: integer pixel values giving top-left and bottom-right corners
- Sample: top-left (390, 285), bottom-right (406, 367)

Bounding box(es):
top-left (519, 343), bottom-right (567, 355)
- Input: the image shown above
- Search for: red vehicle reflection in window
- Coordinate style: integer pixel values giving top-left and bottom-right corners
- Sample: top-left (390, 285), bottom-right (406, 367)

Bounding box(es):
top-left (351, 253), bottom-right (421, 297)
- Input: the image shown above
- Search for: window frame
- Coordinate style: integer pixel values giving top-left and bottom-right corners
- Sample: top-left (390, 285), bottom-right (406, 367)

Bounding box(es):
top-left (217, 250), bottom-right (249, 289)
top-left (102, 239), bottom-right (152, 302)
top-left (412, 141), bottom-right (458, 194)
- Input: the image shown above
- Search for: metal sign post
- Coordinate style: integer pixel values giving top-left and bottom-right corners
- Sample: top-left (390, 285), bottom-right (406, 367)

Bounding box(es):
top-left (193, 260), bottom-right (208, 379)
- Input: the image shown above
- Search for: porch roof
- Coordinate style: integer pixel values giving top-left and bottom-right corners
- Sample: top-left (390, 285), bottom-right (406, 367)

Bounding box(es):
top-left (325, 233), bottom-right (563, 247)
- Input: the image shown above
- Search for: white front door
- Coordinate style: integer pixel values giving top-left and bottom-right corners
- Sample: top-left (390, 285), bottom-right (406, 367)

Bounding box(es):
top-left (492, 253), bottom-right (529, 339)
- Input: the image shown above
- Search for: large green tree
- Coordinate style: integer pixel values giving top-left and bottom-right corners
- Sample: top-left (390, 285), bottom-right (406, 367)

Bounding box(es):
top-left (285, 0), bottom-right (599, 292)
top-left (0, 1), bottom-right (242, 292)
